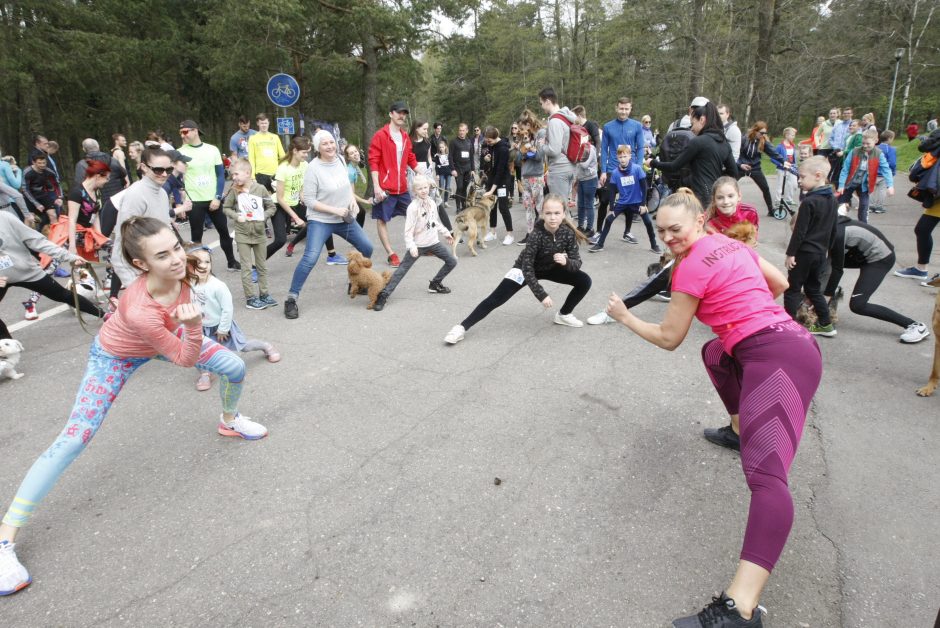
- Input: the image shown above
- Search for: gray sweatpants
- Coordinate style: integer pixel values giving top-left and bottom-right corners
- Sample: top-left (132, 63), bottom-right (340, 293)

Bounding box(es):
top-left (546, 169), bottom-right (574, 203)
top-left (384, 242), bottom-right (457, 296)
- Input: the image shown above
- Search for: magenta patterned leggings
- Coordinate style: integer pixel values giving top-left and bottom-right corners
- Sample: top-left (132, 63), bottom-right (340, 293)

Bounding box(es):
top-left (701, 321), bottom-right (822, 572)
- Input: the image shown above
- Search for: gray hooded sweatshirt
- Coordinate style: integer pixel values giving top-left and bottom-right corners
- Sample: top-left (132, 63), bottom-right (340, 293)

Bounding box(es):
top-left (542, 107), bottom-right (577, 175)
top-left (0, 211), bottom-right (80, 284)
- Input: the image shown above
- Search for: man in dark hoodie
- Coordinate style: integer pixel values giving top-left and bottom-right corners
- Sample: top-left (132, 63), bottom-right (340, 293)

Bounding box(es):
top-left (74, 138), bottom-right (127, 205)
top-left (480, 126), bottom-right (515, 245)
top-left (648, 101), bottom-right (737, 207)
top-left (449, 123), bottom-right (474, 211)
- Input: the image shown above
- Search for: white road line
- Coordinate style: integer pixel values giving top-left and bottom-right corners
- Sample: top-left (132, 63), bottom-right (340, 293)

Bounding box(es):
top-left (7, 233), bottom-right (228, 333)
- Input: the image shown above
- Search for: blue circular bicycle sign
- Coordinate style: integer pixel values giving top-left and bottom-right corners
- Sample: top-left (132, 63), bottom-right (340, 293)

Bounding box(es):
top-left (266, 73), bottom-right (300, 108)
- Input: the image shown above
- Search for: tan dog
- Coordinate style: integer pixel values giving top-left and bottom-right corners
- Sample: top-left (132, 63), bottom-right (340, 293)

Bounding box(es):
top-left (346, 251), bottom-right (391, 309)
top-left (452, 194), bottom-right (496, 257)
top-left (916, 274), bottom-right (940, 397)
top-left (723, 221), bottom-right (758, 248)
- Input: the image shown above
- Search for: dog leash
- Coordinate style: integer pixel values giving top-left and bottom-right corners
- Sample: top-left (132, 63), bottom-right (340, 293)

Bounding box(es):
top-left (68, 261), bottom-right (109, 335)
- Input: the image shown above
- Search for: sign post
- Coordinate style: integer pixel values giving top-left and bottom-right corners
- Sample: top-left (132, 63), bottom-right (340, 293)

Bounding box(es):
top-left (266, 73), bottom-right (300, 147)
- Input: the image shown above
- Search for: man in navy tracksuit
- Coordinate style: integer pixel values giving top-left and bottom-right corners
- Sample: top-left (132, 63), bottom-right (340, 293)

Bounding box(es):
top-left (599, 97), bottom-right (645, 239)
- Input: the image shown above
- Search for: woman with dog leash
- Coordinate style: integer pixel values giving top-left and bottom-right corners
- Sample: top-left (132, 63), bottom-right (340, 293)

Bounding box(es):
top-left (0, 211), bottom-right (103, 340)
top-left (0, 216), bottom-right (268, 596)
top-left (444, 194), bottom-right (591, 343)
top-left (606, 189), bottom-right (821, 628)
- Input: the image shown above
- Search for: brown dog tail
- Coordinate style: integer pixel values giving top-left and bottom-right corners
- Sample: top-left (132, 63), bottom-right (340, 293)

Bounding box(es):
top-left (382, 270), bottom-right (393, 285)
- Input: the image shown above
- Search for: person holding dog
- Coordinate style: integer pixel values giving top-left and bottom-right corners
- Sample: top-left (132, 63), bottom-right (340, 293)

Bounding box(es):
top-left (449, 123), bottom-right (475, 212)
top-left (285, 130), bottom-right (373, 320)
top-left (605, 188), bottom-right (820, 628)
top-left (516, 111), bottom-right (547, 245)
top-left (369, 101), bottom-right (418, 268)
top-left (444, 194), bottom-right (591, 344)
top-left (373, 175), bottom-right (456, 311)
top-left (481, 126), bottom-right (516, 246)
top-left (0, 216), bottom-right (268, 596)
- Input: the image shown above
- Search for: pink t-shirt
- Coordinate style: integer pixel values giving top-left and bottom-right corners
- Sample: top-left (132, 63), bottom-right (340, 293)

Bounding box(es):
top-left (671, 233), bottom-right (791, 352)
top-left (98, 276), bottom-right (203, 365)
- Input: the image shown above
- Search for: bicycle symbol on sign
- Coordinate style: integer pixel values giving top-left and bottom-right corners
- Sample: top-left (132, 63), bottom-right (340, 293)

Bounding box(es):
top-left (272, 82), bottom-right (296, 99)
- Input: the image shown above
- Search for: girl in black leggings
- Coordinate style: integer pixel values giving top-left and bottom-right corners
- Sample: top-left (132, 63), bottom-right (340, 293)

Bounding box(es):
top-left (444, 195), bottom-right (591, 344)
top-left (738, 122), bottom-right (783, 216)
top-left (825, 215), bottom-right (930, 343)
top-left (0, 212), bottom-right (102, 339)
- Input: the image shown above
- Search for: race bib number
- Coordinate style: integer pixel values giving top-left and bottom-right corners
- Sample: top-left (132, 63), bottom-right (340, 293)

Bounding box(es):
top-left (497, 188), bottom-right (507, 198)
top-left (620, 175), bottom-right (635, 187)
top-left (237, 193), bottom-right (265, 221)
top-left (0, 254), bottom-right (13, 271)
top-left (461, 151), bottom-right (470, 159)
top-left (195, 175), bottom-right (211, 188)
top-left (504, 267), bottom-right (524, 285)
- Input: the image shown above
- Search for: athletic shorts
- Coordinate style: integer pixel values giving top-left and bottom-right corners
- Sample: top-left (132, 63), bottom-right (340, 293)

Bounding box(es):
top-left (371, 192), bottom-right (411, 222)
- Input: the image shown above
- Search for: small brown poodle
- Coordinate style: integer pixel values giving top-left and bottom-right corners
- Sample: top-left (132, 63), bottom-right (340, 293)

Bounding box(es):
top-left (346, 251), bottom-right (392, 309)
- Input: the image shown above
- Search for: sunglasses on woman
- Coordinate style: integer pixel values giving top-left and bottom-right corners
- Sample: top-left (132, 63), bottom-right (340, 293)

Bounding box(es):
top-left (148, 165), bottom-right (174, 175)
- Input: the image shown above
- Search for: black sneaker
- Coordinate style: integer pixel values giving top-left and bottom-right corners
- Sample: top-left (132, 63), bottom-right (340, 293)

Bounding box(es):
top-left (284, 297), bottom-right (299, 319)
top-left (428, 281), bottom-right (451, 294)
top-left (227, 260), bottom-right (242, 272)
top-left (703, 424), bottom-right (740, 451)
top-left (516, 235), bottom-right (528, 246)
top-left (673, 593), bottom-right (763, 627)
top-left (372, 291), bottom-right (388, 311)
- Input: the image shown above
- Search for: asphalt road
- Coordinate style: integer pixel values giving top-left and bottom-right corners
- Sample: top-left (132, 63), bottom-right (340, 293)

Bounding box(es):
top-left (1, 176), bottom-right (937, 627)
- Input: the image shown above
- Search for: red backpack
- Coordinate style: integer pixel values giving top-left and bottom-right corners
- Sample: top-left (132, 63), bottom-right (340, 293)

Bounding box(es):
top-left (551, 113), bottom-right (591, 163)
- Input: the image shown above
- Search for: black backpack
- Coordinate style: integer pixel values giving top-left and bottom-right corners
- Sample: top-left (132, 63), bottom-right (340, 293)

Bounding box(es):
top-left (659, 126), bottom-right (693, 190)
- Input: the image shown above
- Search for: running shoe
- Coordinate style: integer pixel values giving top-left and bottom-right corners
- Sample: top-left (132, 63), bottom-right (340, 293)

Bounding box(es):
top-left (428, 281), bottom-right (451, 294)
top-left (250, 267), bottom-right (258, 283)
top-left (920, 272), bottom-right (940, 287)
top-left (622, 233), bottom-right (638, 244)
top-left (326, 253), bottom-right (349, 265)
top-left (587, 311), bottom-right (614, 325)
top-left (653, 291), bottom-right (672, 302)
top-left (588, 233), bottom-right (601, 245)
top-left (516, 235), bottom-right (529, 246)
top-left (227, 260), bottom-right (242, 272)
top-left (651, 245), bottom-right (663, 254)
top-left (894, 266), bottom-right (928, 279)
top-left (218, 413), bottom-right (268, 440)
top-left (444, 324), bottom-right (465, 344)
top-left (703, 424), bottom-right (740, 451)
top-left (869, 206), bottom-right (886, 214)
top-left (372, 291), bottom-right (388, 311)
top-left (388, 253), bottom-right (401, 267)
top-left (809, 322), bottom-right (837, 337)
top-left (502, 234), bottom-right (514, 246)
top-left (553, 312), bottom-right (584, 328)
top-left (259, 293), bottom-right (278, 308)
top-left (0, 540), bottom-right (30, 596)
top-left (672, 593), bottom-right (763, 627)
top-left (285, 243), bottom-right (295, 257)
top-left (483, 232), bottom-right (497, 242)
top-left (284, 297), bottom-right (299, 319)
top-left (195, 372), bottom-right (213, 392)
top-left (22, 301), bottom-right (38, 321)
top-left (53, 265), bottom-right (70, 278)
top-left (589, 243), bottom-right (604, 253)
top-left (246, 296), bottom-right (266, 310)
top-left (900, 322), bottom-right (930, 344)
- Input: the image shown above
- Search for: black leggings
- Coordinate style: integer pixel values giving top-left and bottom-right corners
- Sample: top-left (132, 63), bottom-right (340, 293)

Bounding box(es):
top-left (848, 254), bottom-right (914, 328)
top-left (460, 267), bottom-right (592, 330)
top-left (188, 201), bottom-right (236, 265)
top-left (624, 210), bottom-right (657, 246)
top-left (267, 205), bottom-right (315, 258)
top-left (454, 170), bottom-right (473, 210)
top-left (0, 274), bottom-right (103, 339)
top-left (738, 168), bottom-right (773, 214)
top-left (915, 214), bottom-right (940, 265)
top-left (596, 182), bottom-right (614, 228)
top-left (784, 252), bottom-right (830, 326)
top-left (488, 189), bottom-right (513, 230)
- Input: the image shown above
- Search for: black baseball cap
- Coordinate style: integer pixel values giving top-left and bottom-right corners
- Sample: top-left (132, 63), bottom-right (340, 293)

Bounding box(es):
top-left (167, 149), bottom-right (192, 163)
top-left (179, 119), bottom-right (200, 130)
top-left (389, 101), bottom-right (409, 114)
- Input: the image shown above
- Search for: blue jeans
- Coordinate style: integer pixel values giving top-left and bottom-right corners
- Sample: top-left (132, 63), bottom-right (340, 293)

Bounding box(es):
top-left (838, 185), bottom-right (870, 223)
top-left (288, 220), bottom-right (374, 297)
top-left (577, 178), bottom-right (598, 230)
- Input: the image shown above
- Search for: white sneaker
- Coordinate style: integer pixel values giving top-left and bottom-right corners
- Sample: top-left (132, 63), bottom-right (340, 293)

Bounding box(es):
top-left (554, 312), bottom-right (584, 328)
top-left (444, 324), bottom-right (465, 344)
top-left (218, 413), bottom-right (268, 440)
top-left (0, 540), bottom-right (31, 596)
top-left (587, 311), bottom-right (614, 325)
top-left (502, 234), bottom-right (514, 246)
top-left (900, 322), bottom-right (930, 344)
top-left (483, 232), bottom-right (497, 242)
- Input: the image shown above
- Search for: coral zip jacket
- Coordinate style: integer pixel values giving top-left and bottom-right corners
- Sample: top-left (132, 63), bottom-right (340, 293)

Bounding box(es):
top-left (368, 124), bottom-right (418, 195)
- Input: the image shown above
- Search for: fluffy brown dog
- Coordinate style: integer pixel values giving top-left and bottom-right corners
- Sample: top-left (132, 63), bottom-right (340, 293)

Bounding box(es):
top-left (452, 195), bottom-right (496, 257)
top-left (346, 251), bottom-right (392, 309)
top-left (916, 274), bottom-right (940, 397)
top-left (722, 221), bottom-right (758, 248)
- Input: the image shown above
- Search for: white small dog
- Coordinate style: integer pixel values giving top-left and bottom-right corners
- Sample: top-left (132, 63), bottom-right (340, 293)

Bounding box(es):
top-left (0, 338), bottom-right (25, 380)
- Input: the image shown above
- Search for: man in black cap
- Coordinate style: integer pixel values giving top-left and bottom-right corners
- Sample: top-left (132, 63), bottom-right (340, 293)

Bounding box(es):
top-left (178, 119), bottom-right (239, 271)
top-left (367, 101), bottom-right (417, 267)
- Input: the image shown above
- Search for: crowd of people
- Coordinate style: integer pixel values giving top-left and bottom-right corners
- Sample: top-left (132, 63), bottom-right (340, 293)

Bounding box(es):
top-left (1, 89), bottom-right (939, 627)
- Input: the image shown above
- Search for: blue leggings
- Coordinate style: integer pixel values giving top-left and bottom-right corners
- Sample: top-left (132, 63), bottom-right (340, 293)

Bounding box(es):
top-left (2, 336), bottom-right (245, 529)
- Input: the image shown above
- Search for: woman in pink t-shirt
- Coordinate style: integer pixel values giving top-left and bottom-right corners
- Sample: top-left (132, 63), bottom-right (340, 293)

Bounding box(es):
top-left (606, 189), bottom-right (822, 627)
top-left (0, 217), bottom-right (267, 596)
